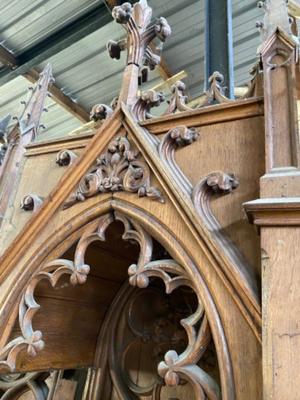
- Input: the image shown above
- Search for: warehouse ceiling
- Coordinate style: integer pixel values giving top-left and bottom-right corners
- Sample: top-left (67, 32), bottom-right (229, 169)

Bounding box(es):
top-left (0, 0), bottom-right (263, 141)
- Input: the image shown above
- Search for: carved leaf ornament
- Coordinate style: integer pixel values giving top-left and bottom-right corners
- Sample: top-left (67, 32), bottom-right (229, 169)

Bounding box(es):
top-left (64, 136), bottom-right (164, 208)
top-left (0, 212), bottom-right (221, 399)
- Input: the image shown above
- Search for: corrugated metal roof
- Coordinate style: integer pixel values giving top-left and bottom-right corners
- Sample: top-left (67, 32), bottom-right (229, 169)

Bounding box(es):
top-left (0, 0), bottom-right (265, 141)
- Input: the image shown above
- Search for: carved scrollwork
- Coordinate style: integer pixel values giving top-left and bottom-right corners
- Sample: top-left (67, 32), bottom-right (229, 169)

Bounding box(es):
top-left (166, 81), bottom-right (190, 114)
top-left (109, 0), bottom-right (171, 82)
top-left (0, 214), bottom-right (113, 373)
top-left (132, 89), bottom-right (165, 121)
top-left (114, 213), bottom-right (221, 399)
top-left (159, 125), bottom-right (199, 192)
top-left (127, 260), bottom-right (220, 399)
top-left (55, 149), bottom-right (78, 167)
top-left (63, 136), bottom-right (164, 209)
top-left (192, 171), bottom-right (239, 230)
top-left (20, 194), bottom-right (44, 212)
top-left (0, 372), bottom-right (50, 399)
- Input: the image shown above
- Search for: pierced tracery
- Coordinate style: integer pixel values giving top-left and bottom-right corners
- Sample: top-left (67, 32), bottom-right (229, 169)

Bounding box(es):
top-left (0, 211), bottom-right (223, 399)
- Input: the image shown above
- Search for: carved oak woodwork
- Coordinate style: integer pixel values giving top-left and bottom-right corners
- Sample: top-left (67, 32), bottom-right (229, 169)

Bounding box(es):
top-left (3, 0), bottom-right (299, 398)
top-left (0, 212), bottom-right (225, 398)
top-left (63, 135), bottom-right (164, 208)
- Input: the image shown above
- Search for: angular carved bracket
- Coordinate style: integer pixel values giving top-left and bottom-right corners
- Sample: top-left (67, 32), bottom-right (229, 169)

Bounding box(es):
top-left (56, 149), bottom-right (78, 167)
top-left (63, 136), bottom-right (164, 209)
top-left (158, 125), bottom-right (199, 193)
top-left (20, 194), bottom-right (44, 212)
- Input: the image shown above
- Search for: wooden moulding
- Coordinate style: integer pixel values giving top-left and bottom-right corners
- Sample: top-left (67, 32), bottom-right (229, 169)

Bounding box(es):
top-left (23, 97), bottom-right (264, 158)
top-left (141, 97), bottom-right (264, 134)
top-left (25, 132), bottom-right (95, 157)
top-left (244, 197), bottom-right (300, 226)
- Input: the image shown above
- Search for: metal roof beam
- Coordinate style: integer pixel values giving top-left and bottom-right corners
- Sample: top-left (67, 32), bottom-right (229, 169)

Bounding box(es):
top-left (0, 4), bottom-right (113, 87)
top-left (204, 0), bottom-right (234, 98)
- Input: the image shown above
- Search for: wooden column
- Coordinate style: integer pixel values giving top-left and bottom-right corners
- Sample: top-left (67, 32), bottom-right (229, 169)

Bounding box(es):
top-left (244, 1), bottom-right (300, 398)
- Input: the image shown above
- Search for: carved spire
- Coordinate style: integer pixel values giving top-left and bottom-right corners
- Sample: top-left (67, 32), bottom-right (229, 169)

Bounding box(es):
top-left (109, 0), bottom-right (171, 107)
top-left (258, 0), bottom-right (300, 174)
top-left (257, 0), bottom-right (293, 42)
top-left (17, 63), bottom-right (54, 140)
top-left (0, 65), bottom-right (54, 223)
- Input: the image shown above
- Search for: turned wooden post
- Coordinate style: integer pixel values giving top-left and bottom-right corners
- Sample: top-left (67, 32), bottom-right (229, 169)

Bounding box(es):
top-left (245, 1), bottom-right (300, 398)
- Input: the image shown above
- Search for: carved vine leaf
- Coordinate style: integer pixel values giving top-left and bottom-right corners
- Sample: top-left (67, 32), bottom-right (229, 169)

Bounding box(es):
top-left (63, 136), bottom-right (164, 209)
top-left (109, 0), bottom-right (171, 82)
top-left (20, 194), bottom-right (44, 212)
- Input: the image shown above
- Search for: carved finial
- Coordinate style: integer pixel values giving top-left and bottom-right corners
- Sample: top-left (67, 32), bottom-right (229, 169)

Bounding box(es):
top-left (132, 89), bottom-right (165, 121)
top-left (166, 72), bottom-right (233, 116)
top-left (20, 194), bottom-right (43, 212)
top-left (90, 104), bottom-right (113, 121)
top-left (109, 0), bottom-right (171, 106)
top-left (166, 81), bottom-right (189, 114)
top-left (205, 72), bottom-right (233, 105)
top-left (56, 149), bottom-right (78, 167)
